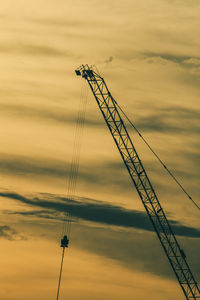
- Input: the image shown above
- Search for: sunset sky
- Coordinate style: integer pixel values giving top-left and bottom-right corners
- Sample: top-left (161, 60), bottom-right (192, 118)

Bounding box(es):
top-left (0, 1), bottom-right (200, 300)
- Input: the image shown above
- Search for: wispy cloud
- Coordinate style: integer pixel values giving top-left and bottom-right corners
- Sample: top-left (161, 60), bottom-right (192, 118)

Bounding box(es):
top-left (30, 17), bottom-right (91, 28)
top-left (0, 103), bottom-right (103, 127)
top-left (105, 56), bottom-right (114, 64)
top-left (0, 225), bottom-right (26, 241)
top-left (0, 154), bottom-right (130, 191)
top-left (0, 43), bottom-right (67, 57)
top-left (135, 105), bottom-right (200, 134)
top-left (141, 52), bottom-right (200, 77)
top-left (1, 191), bottom-right (200, 238)
top-left (1, 101), bottom-right (199, 136)
top-left (143, 52), bottom-right (199, 64)
top-left (71, 221), bottom-right (200, 279)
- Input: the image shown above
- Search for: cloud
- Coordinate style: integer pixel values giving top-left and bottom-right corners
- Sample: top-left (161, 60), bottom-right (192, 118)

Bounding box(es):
top-left (105, 56), bottom-right (113, 64)
top-left (0, 103), bottom-right (103, 127)
top-left (143, 52), bottom-right (193, 64)
top-left (71, 221), bottom-right (200, 279)
top-left (0, 153), bottom-right (131, 191)
top-left (1, 99), bottom-right (199, 136)
top-left (183, 58), bottom-right (200, 66)
top-left (135, 105), bottom-right (200, 134)
top-left (1, 191), bottom-right (200, 238)
top-left (30, 17), bottom-right (90, 28)
top-left (3, 191), bottom-right (200, 279)
top-left (8, 209), bottom-right (61, 220)
top-left (142, 52), bottom-right (200, 77)
top-left (0, 225), bottom-right (26, 241)
top-left (0, 154), bottom-right (66, 178)
top-left (0, 42), bottom-right (68, 57)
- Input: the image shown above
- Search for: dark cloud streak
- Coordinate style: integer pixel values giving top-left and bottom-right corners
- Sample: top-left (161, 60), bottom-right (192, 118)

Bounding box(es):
top-left (1, 191), bottom-right (200, 238)
top-left (143, 52), bottom-right (200, 65)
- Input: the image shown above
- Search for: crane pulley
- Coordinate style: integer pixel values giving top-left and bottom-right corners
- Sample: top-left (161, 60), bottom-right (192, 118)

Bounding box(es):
top-left (75, 64), bottom-right (200, 300)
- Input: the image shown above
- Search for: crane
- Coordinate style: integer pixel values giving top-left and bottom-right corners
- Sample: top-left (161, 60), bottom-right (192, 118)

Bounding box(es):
top-left (75, 64), bottom-right (200, 299)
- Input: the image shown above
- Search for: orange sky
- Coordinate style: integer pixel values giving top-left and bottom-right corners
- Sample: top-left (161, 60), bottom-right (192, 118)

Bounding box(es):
top-left (0, 1), bottom-right (200, 299)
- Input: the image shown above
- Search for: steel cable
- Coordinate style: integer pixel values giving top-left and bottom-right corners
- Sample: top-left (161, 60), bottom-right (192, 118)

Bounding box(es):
top-left (56, 247), bottom-right (65, 300)
top-left (56, 80), bottom-right (88, 300)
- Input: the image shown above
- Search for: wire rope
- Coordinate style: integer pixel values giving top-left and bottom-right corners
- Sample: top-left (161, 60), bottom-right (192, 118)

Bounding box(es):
top-left (65, 81), bottom-right (88, 237)
top-left (56, 80), bottom-right (88, 300)
top-left (56, 247), bottom-right (65, 300)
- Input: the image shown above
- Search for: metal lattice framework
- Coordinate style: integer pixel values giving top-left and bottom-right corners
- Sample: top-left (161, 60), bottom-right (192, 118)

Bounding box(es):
top-left (75, 64), bottom-right (200, 299)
